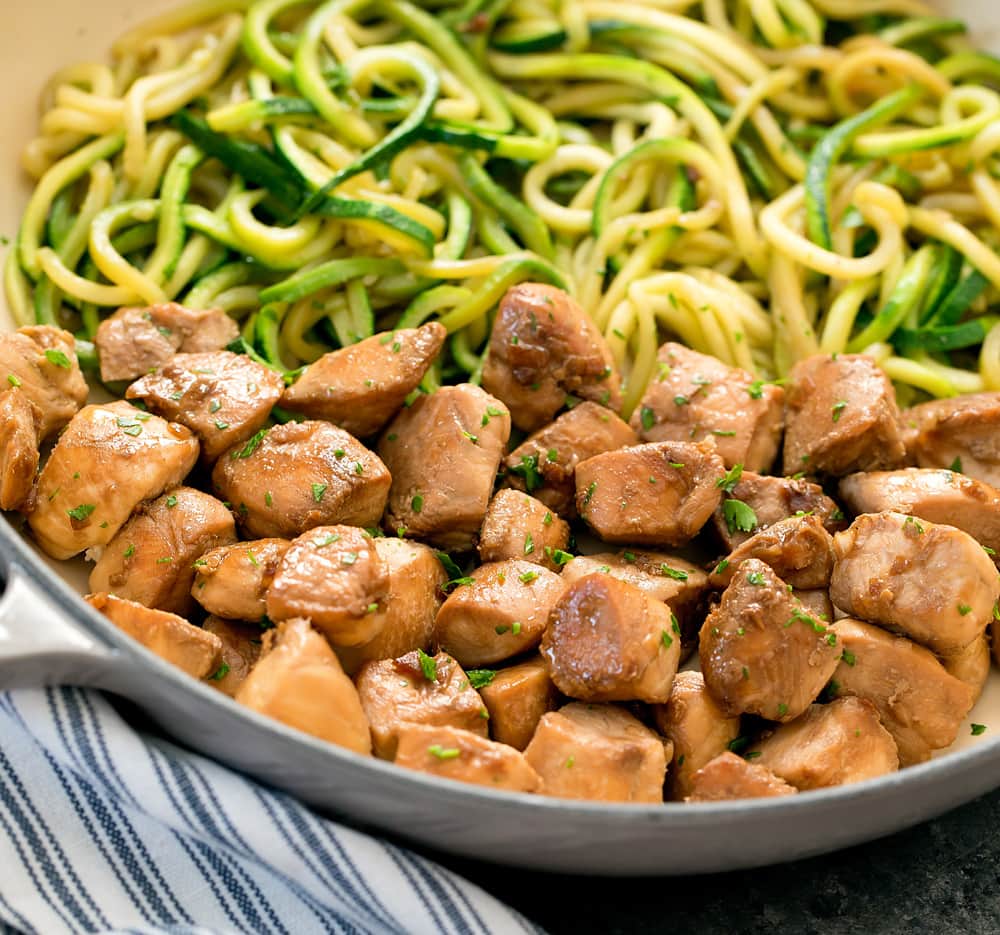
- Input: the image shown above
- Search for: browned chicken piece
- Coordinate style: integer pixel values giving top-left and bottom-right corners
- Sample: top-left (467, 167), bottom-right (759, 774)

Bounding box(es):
top-left (202, 616), bottom-right (263, 697)
top-left (541, 574), bottom-right (680, 703)
top-left (783, 353), bottom-right (906, 476)
top-left (355, 650), bottom-right (488, 759)
top-left (394, 724), bottom-right (542, 793)
top-left (711, 470), bottom-right (845, 551)
top-left (478, 489), bottom-right (571, 572)
top-left (631, 343), bottom-right (785, 472)
top-left (942, 634), bottom-right (990, 704)
top-left (192, 538), bottom-right (290, 622)
top-left (0, 325), bottom-right (88, 437)
top-left (576, 440), bottom-right (724, 546)
top-left (830, 618), bottom-right (974, 765)
top-left (652, 670), bottom-right (741, 800)
top-left (829, 511), bottom-right (998, 655)
top-left (236, 617), bottom-right (371, 754)
top-left (839, 468), bottom-right (1000, 559)
top-left (903, 393), bottom-right (1000, 488)
top-left (434, 560), bottom-right (565, 668)
top-left (212, 421), bottom-right (390, 539)
top-left (89, 487), bottom-right (236, 617)
top-left (266, 526), bottom-right (389, 648)
top-left (482, 283), bottom-right (621, 433)
top-left (95, 302), bottom-right (239, 383)
top-left (749, 697), bottom-right (898, 790)
top-left (280, 323), bottom-right (446, 437)
top-left (336, 538), bottom-right (446, 676)
top-left (503, 402), bottom-right (638, 518)
top-left (686, 752), bottom-right (797, 802)
top-left (0, 389), bottom-right (41, 511)
top-left (378, 385), bottom-right (510, 550)
top-left (796, 589), bottom-right (835, 623)
top-left (700, 559), bottom-right (841, 722)
top-left (29, 402), bottom-right (199, 560)
top-left (87, 592), bottom-right (222, 679)
top-left (709, 514), bottom-right (835, 590)
top-left (477, 656), bottom-right (558, 751)
top-left (524, 702), bottom-right (667, 803)
top-left (126, 351), bottom-right (284, 462)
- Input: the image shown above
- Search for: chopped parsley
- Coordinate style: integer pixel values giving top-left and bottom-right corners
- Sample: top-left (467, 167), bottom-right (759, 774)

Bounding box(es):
top-left (581, 481), bottom-right (597, 509)
top-left (334, 448), bottom-right (346, 459)
top-left (512, 621), bottom-right (522, 635)
top-left (265, 491), bottom-right (273, 507)
top-left (67, 503), bottom-right (96, 522)
top-left (957, 603), bottom-right (972, 616)
top-left (43, 349), bottom-right (70, 369)
top-left (542, 512), bottom-right (553, 526)
top-left (971, 723), bottom-right (988, 736)
top-left (208, 662), bottom-right (230, 682)
top-left (509, 454), bottom-right (542, 492)
top-left (715, 463), bottom-right (744, 494)
top-left (711, 429), bottom-right (737, 437)
top-left (949, 456), bottom-right (963, 473)
top-left (841, 649), bottom-right (857, 667)
top-left (546, 448), bottom-right (559, 462)
top-left (247, 550), bottom-right (260, 567)
top-left (124, 544), bottom-right (136, 559)
top-left (232, 428), bottom-right (267, 459)
top-left (519, 570), bottom-right (539, 584)
top-left (6, 374), bottom-right (21, 387)
top-left (315, 533), bottom-right (340, 548)
top-left (165, 495), bottom-right (178, 508)
top-left (312, 483), bottom-right (327, 503)
top-left (746, 571), bottom-right (766, 586)
top-left (411, 493), bottom-right (424, 513)
top-left (660, 630), bottom-right (673, 649)
top-left (156, 556), bottom-right (174, 564)
top-left (524, 533), bottom-right (534, 555)
top-left (640, 406), bottom-right (656, 431)
top-left (545, 547), bottom-right (573, 566)
top-left (903, 515), bottom-right (924, 534)
top-left (428, 745), bottom-right (460, 760)
top-left (714, 558), bottom-right (730, 575)
top-left (435, 551), bottom-right (464, 580)
top-left (746, 380), bottom-right (764, 399)
top-left (722, 499), bottom-right (757, 534)
top-left (214, 420), bottom-right (230, 430)
top-left (673, 394), bottom-right (689, 406)
top-left (461, 430), bottom-right (478, 444)
top-left (341, 551), bottom-right (358, 565)
top-left (467, 669), bottom-right (496, 689)
top-left (660, 565), bottom-right (688, 581)
top-left (831, 400), bottom-right (848, 422)
top-left (417, 648), bottom-right (437, 682)
top-left (209, 399), bottom-right (222, 413)
top-left (354, 462), bottom-right (364, 475)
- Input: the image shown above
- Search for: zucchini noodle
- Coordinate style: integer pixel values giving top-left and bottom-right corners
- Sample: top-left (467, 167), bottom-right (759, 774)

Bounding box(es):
top-left (8, 0), bottom-right (1000, 410)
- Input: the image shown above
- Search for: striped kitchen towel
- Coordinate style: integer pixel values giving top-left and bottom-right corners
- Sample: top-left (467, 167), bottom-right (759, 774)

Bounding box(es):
top-left (0, 687), bottom-right (540, 935)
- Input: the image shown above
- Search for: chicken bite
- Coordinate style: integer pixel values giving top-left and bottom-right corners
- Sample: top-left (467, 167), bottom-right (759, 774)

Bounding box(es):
top-left (631, 342), bottom-right (784, 471)
top-left (942, 634), bottom-right (990, 704)
top-left (89, 487), bottom-right (236, 616)
top-left (0, 389), bottom-right (41, 511)
top-left (29, 402), bottom-right (199, 560)
top-left (524, 703), bottom-right (667, 803)
top-left (541, 574), bottom-right (680, 703)
top-left (95, 302), bottom-right (238, 383)
top-left (434, 560), bottom-right (565, 668)
top-left (829, 511), bottom-right (998, 655)
top-left (87, 592), bottom-right (222, 679)
top-left (477, 656), bottom-right (558, 751)
top-left (482, 282), bottom-right (621, 432)
top-left (202, 616), bottom-right (263, 697)
top-left (829, 618), bottom-right (974, 765)
top-left (394, 725), bottom-right (542, 793)
top-left (280, 323), bottom-right (446, 437)
top-left (700, 559), bottom-right (841, 722)
top-left (212, 421), bottom-right (390, 539)
top-left (378, 384), bottom-right (510, 550)
top-left (686, 752), bottom-right (796, 802)
top-left (355, 650), bottom-right (489, 759)
top-left (478, 489), bottom-right (571, 572)
top-left (576, 440), bottom-right (724, 546)
top-left (192, 538), bottom-right (290, 622)
top-left (236, 618), bottom-right (371, 754)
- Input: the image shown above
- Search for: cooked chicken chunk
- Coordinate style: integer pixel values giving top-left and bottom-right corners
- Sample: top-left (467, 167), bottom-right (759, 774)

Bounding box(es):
top-left (524, 702), bottom-right (667, 803)
top-left (212, 421), bottom-right (390, 539)
top-left (394, 725), bottom-right (542, 793)
top-left (266, 526), bottom-right (389, 648)
top-left (652, 670), bottom-right (741, 800)
top-left (89, 487), bottom-right (236, 616)
top-left (477, 656), bottom-right (558, 751)
top-left (0, 389), bottom-right (41, 511)
top-left (709, 514), bottom-right (835, 590)
top-left (378, 384), bottom-right (510, 550)
top-left (541, 574), bottom-right (680, 703)
top-left (192, 538), bottom-right (290, 622)
top-left (0, 325), bottom-right (87, 437)
top-left (281, 323), bottom-right (446, 437)
top-left (942, 634), bottom-right (990, 704)
top-left (903, 393), bottom-right (1000, 488)
top-left (434, 560), bottom-right (565, 667)
top-left (631, 342), bottom-right (784, 471)
top-left (126, 351), bottom-right (284, 461)
top-left (336, 538), bottom-right (446, 676)
top-left (829, 511), bottom-right (998, 655)
top-left (711, 470), bottom-right (845, 551)
top-left (749, 697), bottom-right (898, 790)
top-left (96, 302), bottom-right (238, 383)
top-left (829, 618), bottom-right (974, 765)
top-left (482, 283), bottom-right (621, 432)
top-left (235, 618), bottom-right (371, 754)
top-left (29, 402), bottom-right (199, 560)
top-left (355, 651), bottom-right (489, 759)
top-left (202, 616), bottom-right (263, 697)
top-left (576, 440), bottom-right (724, 546)
top-left (503, 402), bottom-right (637, 517)
top-left (783, 353), bottom-right (906, 476)
top-left (700, 559), bottom-right (841, 722)
top-left (839, 469), bottom-right (1000, 558)
top-left (686, 752), bottom-right (796, 802)
top-left (87, 592), bottom-right (222, 679)
top-left (796, 589), bottom-right (835, 623)
top-left (478, 489), bottom-right (571, 572)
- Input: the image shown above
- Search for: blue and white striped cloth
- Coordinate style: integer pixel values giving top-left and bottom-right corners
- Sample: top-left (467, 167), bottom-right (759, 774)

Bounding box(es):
top-left (0, 687), bottom-right (539, 935)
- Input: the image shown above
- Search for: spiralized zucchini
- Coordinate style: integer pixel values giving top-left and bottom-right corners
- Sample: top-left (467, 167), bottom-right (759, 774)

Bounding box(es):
top-left (10, 0), bottom-right (1000, 411)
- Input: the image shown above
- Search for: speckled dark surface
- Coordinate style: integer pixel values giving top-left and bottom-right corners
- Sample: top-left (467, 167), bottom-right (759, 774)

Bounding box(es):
top-left (434, 788), bottom-right (1000, 934)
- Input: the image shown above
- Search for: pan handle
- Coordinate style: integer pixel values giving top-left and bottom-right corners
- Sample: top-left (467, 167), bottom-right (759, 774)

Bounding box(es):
top-left (0, 561), bottom-right (118, 689)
